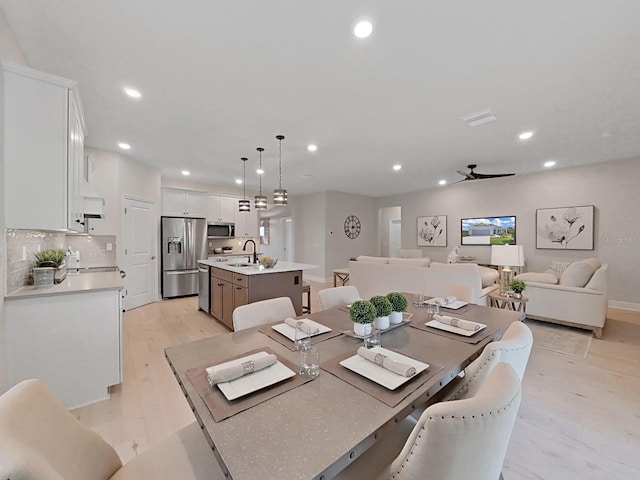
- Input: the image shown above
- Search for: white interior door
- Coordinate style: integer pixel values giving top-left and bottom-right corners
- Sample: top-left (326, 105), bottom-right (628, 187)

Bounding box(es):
top-left (282, 217), bottom-right (293, 262)
top-left (389, 218), bottom-right (402, 257)
top-left (122, 197), bottom-right (157, 310)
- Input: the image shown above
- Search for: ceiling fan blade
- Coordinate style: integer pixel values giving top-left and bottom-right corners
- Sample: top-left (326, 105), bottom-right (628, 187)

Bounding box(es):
top-left (456, 170), bottom-right (474, 179)
top-left (472, 172), bottom-right (516, 179)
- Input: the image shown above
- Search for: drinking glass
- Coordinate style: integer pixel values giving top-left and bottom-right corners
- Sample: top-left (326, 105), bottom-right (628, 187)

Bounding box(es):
top-left (413, 293), bottom-right (425, 307)
top-left (426, 302), bottom-right (440, 317)
top-left (364, 328), bottom-right (381, 349)
top-left (294, 321), bottom-right (312, 351)
top-left (299, 345), bottom-right (320, 378)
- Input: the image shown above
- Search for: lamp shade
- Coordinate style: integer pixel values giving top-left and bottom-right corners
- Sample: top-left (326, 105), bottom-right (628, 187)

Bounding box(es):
top-left (490, 245), bottom-right (524, 267)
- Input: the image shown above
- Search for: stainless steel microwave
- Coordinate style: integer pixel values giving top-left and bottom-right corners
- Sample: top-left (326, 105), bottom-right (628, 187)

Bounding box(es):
top-left (207, 222), bottom-right (235, 238)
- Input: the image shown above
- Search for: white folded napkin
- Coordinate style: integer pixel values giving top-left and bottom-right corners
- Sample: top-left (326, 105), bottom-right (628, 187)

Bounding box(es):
top-left (206, 354), bottom-right (278, 386)
top-left (357, 347), bottom-right (416, 377)
top-left (432, 314), bottom-right (482, 331)
top-left (284, 317), bottom-right (320, 335)
top-left (432, 296), bottom-right (457, 305)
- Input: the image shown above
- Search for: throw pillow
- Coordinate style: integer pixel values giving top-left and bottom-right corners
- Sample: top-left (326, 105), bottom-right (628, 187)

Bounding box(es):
top-left (478, 266), bottom-right (500, 288)
top-left (544, 260), bottom-right (572, 275)
top-left (559, 260), bottom-right (597, 287)
top-left (583, 257), bottom-right (602, 271)
top-left (388, 257), bottom-right (430, 267)
top-left (515, 272), bottom-right (559, 285)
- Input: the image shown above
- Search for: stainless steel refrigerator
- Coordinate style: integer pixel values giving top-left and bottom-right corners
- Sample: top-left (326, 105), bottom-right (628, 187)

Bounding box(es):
top-left (161, 216), bottom-right (207, 298)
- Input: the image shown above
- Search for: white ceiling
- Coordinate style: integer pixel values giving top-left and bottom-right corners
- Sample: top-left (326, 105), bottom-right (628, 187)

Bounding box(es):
top-left (2, 1), bottom-right (640, 197)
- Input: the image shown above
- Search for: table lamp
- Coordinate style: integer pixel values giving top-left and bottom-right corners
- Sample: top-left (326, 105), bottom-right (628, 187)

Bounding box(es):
top-left (490, 245), bottom-right (524, 294)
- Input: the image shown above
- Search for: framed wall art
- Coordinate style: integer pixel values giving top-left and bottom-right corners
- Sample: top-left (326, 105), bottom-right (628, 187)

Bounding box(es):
top-left (461, 215), bottom-right (516, 245)
top-left (536, 205), bottom-right (594, 250)
top-left (417, 215), bottom-right (447, 247)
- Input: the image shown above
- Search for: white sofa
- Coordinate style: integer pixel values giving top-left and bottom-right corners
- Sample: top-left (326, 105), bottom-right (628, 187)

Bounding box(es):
top-left (515, 258), bottom-right (609, 338)
top-left (349, 256), bottom-right (498, 305)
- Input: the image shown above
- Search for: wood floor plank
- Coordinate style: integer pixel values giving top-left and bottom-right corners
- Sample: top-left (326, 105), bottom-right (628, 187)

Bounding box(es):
top-left (72, 283), bottom-right (640, 478)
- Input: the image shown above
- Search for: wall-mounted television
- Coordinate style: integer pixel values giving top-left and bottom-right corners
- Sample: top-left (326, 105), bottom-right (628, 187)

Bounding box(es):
top-left (461, 216), bottom-right (516, 245)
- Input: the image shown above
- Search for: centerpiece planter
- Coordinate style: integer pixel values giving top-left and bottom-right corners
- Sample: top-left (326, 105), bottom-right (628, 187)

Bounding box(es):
top-left (32, 249), bottom-right (67, 288)
top-left (387, 292), bottom-right (408, 324)
top-left (349, 300), bottom-right (376, 337)
top-left (370, 295), bottom-right (393, 330)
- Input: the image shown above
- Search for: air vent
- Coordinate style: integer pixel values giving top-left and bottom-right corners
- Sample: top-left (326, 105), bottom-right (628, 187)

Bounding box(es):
top-left (462, 109), bottom-right (497, 127)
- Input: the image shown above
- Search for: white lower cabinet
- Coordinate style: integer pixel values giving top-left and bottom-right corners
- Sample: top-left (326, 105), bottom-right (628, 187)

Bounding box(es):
top-left (5, 289), bottom-right (123, 409)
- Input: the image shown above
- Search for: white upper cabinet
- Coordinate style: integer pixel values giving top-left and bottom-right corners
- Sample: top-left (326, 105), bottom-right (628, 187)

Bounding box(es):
top-left (3, 62), bottom-right (86, 231)
top-left (234, 199), bottom-right (259, 238)
top-left (162, 188), bottom-right (207, 217)
top-left (207, 195), bottom-right (236, 223)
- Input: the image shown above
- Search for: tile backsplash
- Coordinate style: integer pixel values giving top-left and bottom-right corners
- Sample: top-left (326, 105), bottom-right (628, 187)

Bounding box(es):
top-left (5, 229), bottom-right (117, 294)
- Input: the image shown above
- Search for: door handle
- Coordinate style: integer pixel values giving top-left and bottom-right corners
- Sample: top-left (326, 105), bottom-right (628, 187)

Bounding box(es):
top-left (151, 255), bottom-right (156, 260)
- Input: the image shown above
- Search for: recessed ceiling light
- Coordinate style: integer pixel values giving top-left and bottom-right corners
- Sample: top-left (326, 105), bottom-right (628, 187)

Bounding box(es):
top-left (438, 179), bottom-right (447, 186)
top-left (123, 87), bottom-right (141, 99)
top-left (235, 179), bottom-right (243, 185)
top-left (544, 160), bottom-right (556, 168)
top-left (393, 164), bottom-right (402, 171)
top-left (256, 168), bottom-right (264, 175)
top-left (181, 170), bottom-right (190, 176)
top-left (307, 144), bottom-right (317, 152)
top-left (519, 131), bottom-right (534, 140)
top-left (354, 20), bottom-right (373, 38)
top-left (118, 142), bottom-right (131, 150)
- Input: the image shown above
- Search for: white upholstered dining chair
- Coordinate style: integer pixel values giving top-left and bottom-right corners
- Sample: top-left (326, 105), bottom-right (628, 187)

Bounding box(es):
top-left (334, 362), bottom-right (522, 480)
top-left (318, 285), bottom-right (361, 310)
top-left (0, 378), bottom-right (225, 480)
top-left (232, 296), bottom-right (296, 331)
top-left (422, 281), bottom-right (475, 303)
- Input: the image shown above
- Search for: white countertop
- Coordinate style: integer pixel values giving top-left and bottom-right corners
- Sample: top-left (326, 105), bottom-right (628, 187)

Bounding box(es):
top-left (6, 271), bottom-right (124, 300)
top-left (198, 260), bottom-right (318, 275)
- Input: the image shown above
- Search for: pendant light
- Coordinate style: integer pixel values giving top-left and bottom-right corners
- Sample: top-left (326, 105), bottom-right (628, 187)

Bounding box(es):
top-left (273, 134), bottom-right (288, 205)
top-left (238, 157), bottom-right (250, 212)
top-left (254, 147), bottom-right (267, 210)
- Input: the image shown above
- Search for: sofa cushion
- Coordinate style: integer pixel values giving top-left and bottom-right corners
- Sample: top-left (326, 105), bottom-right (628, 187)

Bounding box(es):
top-left (356, 255), bottom-right (389, 264)
top-left (583, 257), bottom-right (602, 271)
top-left (515, 272), bottom-right (559, 285)
top-left (389, 257), bottom-right (430, 267)
top-left (478, 266), bottom-right (500, 288)
top-left (544, 260), bottom-right (572, 275)
top-left (559, 260), bottom-right (597, 287)
top-left (585, 264), bottom-right (608, 292)
top-left (430, 262), bottom-right (479, 272)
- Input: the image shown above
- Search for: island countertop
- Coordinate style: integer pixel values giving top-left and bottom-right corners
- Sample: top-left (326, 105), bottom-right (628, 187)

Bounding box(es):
top-left (198, 260), bottom-right (318, 275)
top-left (6, 271), bottom-right (124, 300)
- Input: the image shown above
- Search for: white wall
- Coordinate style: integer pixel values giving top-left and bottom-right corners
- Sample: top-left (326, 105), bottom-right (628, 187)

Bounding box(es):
top-left (292, 193), bottom-right (327, 280)
top-left (0, 7), bottom-right (27, 392)
top-left (376, 156), bottom-right (640, 308)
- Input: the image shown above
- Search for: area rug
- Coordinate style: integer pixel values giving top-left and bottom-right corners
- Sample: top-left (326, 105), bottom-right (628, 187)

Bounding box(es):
top-left (525, 319), bottom-right (592, 359)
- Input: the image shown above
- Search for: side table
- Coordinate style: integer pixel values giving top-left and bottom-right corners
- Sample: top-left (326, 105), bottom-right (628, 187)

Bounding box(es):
top-left (489, 291), bottom-right (528, 315)
top-left (333, 268), bottom-right (350, 287)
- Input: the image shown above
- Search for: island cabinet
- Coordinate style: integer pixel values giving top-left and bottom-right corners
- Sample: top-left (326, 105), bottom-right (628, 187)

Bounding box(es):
top-left (210, 266), bottom-right (303, 330)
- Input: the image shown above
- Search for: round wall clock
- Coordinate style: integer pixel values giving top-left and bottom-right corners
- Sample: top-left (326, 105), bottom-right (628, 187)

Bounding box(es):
top-left (344, 215), bottom-right (361, 239)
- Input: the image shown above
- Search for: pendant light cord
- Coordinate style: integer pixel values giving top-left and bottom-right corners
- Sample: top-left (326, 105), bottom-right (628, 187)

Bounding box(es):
top-left (276, 135), bottom-right (285, 189)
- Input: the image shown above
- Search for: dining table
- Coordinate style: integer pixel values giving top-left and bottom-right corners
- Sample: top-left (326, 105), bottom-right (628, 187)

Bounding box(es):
top-left (164, 295), bottom-right (524, 480)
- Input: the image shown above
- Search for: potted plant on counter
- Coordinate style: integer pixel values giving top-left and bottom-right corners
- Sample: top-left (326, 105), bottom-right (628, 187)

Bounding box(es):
top-left (370, 295), bottom-right (393, 330)
top-left (349, 300), bottom-right (376, 337)
top-left (32, 248), bottom-right (66, 287)
top-left (387, 292), bottom-right (408, 324)
top-left (508, 279), bottom-right (527, 299)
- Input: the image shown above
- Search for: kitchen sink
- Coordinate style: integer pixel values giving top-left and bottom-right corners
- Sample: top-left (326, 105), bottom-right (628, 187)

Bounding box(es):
top-left (227, 263), bottom-right (253, 267)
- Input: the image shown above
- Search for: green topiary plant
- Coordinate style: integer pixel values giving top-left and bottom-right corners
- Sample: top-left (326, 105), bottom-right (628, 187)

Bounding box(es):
top-left (508, 278), bottom-right (527, 294)
top-left (349, 300), bottom-right (376, 324)
top-left (386, 292), bottom-right (408, 312)
top-left (33, 249), bottom-right (66, 268)
top-left (370, 295), bottom-right (392, 317)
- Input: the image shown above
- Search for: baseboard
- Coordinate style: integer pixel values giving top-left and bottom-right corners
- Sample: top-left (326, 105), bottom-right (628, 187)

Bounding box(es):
top-left (304, 274), bottom-right (331, 284)
top-left (608, 300), bottom-right (640, 311)
top-left (607, 304), bottom-right (640, 326)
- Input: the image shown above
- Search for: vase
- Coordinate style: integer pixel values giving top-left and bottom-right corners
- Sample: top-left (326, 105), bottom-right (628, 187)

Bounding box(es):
top-left (513, 292), bottom-right (523, 299)
top-left (353, 321), bottom-right (372, 337)
top-left (373, 316), bottom-right (390, 330)
top-left (389, 311), bottom-right (403, 324)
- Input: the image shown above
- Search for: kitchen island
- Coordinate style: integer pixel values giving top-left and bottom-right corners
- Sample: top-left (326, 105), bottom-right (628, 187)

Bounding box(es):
top-left (4, 271), bottom-right (124, 408)
top-left (198, 260), bottom-right (317, 330)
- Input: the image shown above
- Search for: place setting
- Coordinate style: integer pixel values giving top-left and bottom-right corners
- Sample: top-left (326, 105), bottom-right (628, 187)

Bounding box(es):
top-left (185, 346), bottom-right (315, 422)
top-left (258, 317), bottom-right (343, 351)
top-left (412, 294), bottom-right (473, 314)
top-left (321, 335), bottom-right (443, 407)
top-left (411, 312), bottom-right (499, 344)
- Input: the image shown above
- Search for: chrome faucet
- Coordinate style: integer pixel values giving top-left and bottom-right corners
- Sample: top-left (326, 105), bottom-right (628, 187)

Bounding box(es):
top-left (243, 239), bottom-right (258, 264)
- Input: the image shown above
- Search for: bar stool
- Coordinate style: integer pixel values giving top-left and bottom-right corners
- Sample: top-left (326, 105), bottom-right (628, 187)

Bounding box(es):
top-left (302, 281), bottom-right (311, 314)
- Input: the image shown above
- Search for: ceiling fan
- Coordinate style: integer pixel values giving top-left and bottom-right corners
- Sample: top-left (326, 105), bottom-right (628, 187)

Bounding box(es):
top-left (455, 164), bottom-right (515, 182)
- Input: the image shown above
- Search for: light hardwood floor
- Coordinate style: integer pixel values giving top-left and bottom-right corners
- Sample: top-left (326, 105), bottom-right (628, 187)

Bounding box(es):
top-left (73, 282), bottom-right (640, 479)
